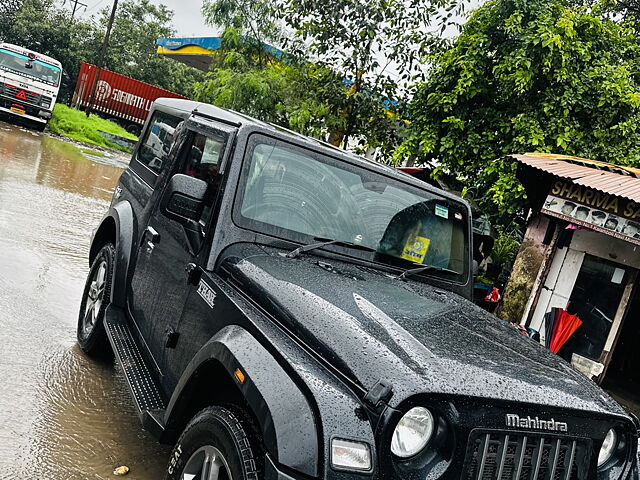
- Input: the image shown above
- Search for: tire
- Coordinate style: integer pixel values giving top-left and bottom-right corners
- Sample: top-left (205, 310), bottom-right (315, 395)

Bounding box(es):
top-left (165, 406), bottom-right (260, 480)
top-left (77, 243), bottom-right (115, 358)
top-left (34, 121), bottom-right (46, 132)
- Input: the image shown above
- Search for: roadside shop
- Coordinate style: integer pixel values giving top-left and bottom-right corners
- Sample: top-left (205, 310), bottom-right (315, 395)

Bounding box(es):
top-left (501, 153), bottom-right (640, 410)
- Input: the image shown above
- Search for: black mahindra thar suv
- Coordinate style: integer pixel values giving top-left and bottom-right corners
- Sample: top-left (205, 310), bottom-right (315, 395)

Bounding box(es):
top-left (78, 98), bottom-right (640, 480)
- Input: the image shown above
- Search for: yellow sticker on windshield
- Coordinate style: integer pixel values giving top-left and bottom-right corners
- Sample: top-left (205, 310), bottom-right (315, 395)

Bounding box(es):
top-left (401, 236), bottom-right (430, 263)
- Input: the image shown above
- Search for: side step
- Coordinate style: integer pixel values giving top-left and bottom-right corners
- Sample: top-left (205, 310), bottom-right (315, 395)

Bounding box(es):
top-left (104, 306), bottom-right (166, 438)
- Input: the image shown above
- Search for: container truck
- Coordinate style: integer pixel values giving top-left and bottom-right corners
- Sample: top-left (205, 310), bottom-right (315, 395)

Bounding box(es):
top-left (71, 62), bottom-right (188, 136)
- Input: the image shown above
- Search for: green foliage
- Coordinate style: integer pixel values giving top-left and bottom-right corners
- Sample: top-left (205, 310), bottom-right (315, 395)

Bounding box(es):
top-left (491, 231), bottom-right (521, 268)
top-left (1, 0), bottom-right (202, 102)
top-left (398, 0), bottom-right (640, 219)
top-left (282, 0), bottom-right (452, 85)
top-left (49, 104), bottom-right (137, 151)
top-left (280, 0), bottom-right (448, 149)
top-left (201, 0), bottom-right (455, 157)
top-left (98, 0), bottom-right (203, 97)
top-left (2, 0), bottom-right (102, 102)
top-left (202, 0), bottom-right (285, 49)
top-left (194, 43), bottom-right (346, 137)
top-left (0, 0), bottom-right (26, 43)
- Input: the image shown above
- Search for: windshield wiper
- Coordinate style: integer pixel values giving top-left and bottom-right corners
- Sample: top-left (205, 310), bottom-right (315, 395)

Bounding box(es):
top-left (285, 237), bottom-right (375, 259)
top-left (397, 265), bottom-right (458, 280)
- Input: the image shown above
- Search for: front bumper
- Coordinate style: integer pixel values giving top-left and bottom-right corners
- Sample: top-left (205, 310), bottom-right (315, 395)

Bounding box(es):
top-left (0, 95), bottom-right (50, 123)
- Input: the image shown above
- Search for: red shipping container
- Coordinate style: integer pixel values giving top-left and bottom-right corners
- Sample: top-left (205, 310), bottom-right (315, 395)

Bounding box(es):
top-left (71, 62), bottom-right (188, 127)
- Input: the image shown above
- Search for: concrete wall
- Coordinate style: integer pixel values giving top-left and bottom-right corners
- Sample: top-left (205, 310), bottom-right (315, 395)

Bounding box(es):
top-left (498, 214), bottom-right (551, 323)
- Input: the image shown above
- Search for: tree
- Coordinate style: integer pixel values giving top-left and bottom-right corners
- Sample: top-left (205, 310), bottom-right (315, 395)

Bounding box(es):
top-left (2, 0), bottom-right (202, 101)
top-left (397, 0), bottom-right (640, 220)
top-left (193, 30), bottom-right (346, 137)
top-left (200, 0), bottom-right (457, 158)
top-left (0, 0), bottom-right (25, 40)
top-left (282, 0), bottom-right (453, 147)
top-left (4, 0), bottom-right (102, 101)
top-left (98, 0), bottom-right (203, 97)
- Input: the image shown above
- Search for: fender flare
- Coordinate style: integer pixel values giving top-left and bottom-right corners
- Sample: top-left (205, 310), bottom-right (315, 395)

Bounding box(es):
top-left (89, 201), bottom-right (136, 307)
top-left (163, 325), bottom-right (319, 477)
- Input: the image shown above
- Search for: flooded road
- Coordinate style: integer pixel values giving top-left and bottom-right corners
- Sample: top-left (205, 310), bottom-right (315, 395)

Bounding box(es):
top-left (0, 121), bottom-right (170, 479)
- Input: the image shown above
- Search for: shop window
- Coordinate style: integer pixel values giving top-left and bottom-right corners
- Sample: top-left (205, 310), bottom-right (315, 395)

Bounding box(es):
top-left (560, 255), bottom-right (629, 362)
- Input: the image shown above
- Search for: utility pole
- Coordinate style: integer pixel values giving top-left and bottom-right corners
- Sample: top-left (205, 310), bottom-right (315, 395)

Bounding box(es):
top-left (68, 0), bottom-right (87, 19)
top-left (85, 0), bottom-right (118, 116)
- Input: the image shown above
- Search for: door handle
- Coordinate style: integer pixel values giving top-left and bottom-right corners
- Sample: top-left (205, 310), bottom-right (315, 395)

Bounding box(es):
top-left (144, 226), bottom-right (160, 243)
top-left (143, 226), bottom-right (160, 254)
top-left (185, 262), bottom-right (202, 286)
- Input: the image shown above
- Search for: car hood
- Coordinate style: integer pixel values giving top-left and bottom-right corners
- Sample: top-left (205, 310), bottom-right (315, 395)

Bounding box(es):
top-left (226, 249), bottom-right (625, 416)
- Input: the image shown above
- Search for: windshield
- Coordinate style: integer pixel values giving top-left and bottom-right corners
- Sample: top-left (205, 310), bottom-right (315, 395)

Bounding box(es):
top-left (0, 49), bottom-right (61, 86)
top-left (236, 134), bottom-right (469, 281)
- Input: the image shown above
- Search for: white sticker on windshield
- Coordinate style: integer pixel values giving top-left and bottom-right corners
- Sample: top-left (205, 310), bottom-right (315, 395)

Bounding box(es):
top-left (435, 204), bottom-right (449, 219)
top-left (611, 268), bottom-right (625, 284)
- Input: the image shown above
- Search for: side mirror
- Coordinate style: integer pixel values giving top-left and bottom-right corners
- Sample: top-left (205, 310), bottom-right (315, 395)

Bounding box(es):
top-left (160, 174), bottom-right (208, 252)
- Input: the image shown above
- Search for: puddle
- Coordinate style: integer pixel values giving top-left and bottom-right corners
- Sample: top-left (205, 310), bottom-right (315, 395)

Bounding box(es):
top-left (0, 121), bottom-right (170, 478)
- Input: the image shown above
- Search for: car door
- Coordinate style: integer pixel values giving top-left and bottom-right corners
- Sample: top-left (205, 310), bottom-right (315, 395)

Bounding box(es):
top-left (128, 121), bottom-right (235, 379)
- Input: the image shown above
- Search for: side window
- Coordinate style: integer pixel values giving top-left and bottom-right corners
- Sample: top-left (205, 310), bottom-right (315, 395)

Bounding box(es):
top-left (181, 132), bottom-right (228, 226)
top-left (137, 111), bottom-right (182, 174)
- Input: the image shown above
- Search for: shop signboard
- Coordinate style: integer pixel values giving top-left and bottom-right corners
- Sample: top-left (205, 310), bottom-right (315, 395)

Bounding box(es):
top-left (542, 180), bottom-right (640, 245)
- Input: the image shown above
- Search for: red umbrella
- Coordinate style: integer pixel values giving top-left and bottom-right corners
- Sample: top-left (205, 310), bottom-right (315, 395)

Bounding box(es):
top-left (549, 309), bottom-right (583, 354)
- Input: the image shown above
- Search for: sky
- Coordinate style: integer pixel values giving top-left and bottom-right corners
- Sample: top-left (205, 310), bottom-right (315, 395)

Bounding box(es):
top-left (74, 0), bottom-right (475, 39)
top-left (153, 0), bottom-right (212, 36)
top-left (75, 0), bottom-right (213, 37)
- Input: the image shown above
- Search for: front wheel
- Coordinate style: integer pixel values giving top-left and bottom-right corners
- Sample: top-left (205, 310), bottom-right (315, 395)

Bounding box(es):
top-left (166, 406), bottom-right (260, 480)
top-left (77, 243), bottom-right (114, 358)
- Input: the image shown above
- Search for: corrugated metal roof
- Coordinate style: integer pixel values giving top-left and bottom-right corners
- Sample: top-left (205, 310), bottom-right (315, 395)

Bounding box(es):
top-left (511, 153), bottom-right (640, 203)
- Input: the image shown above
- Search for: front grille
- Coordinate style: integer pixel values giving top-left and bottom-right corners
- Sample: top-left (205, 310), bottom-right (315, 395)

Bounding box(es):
top-left (463, 431), bottom-right (590, 480)
top-left (1, 84), bottom-right (41, 105)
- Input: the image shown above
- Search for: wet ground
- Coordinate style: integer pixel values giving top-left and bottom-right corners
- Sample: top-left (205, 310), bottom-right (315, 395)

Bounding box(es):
top-left (0, 121), bottom-right (170, 479)
top-left (0, 120), bottom-right (638, 480)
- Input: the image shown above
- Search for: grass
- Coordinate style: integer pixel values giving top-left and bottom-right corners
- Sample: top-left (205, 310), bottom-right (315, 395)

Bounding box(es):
top-left (48, 104), bottom-right (137, 152)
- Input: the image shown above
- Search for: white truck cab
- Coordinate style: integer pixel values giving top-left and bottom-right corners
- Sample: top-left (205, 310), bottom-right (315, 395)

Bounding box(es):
top-left (0, 43), bottom-right (62, 131)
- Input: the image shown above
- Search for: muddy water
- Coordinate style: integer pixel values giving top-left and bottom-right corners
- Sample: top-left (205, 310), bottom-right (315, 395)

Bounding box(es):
top-left (0, 122), bottom-right (170, 479)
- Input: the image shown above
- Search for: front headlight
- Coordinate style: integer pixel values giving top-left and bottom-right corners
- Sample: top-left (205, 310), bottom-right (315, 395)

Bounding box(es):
top-left (391, 407), bottom-right (435, 458)
top-left (598, 428), bottom-right (618, 467)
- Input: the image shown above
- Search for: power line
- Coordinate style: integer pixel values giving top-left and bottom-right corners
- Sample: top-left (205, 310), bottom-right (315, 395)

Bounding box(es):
top-left (62, 0), bottom-right (88, 18)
